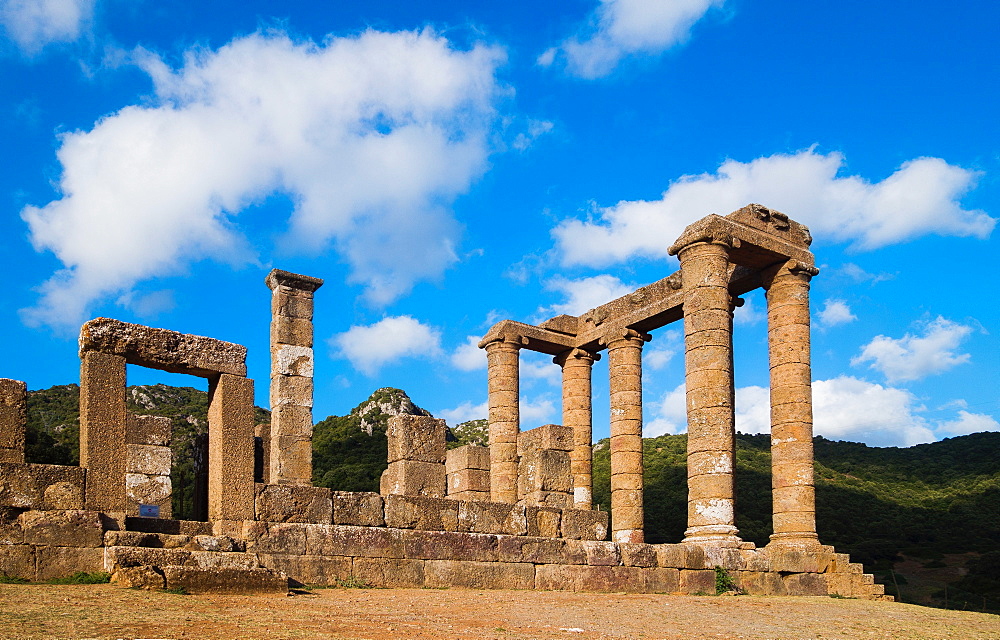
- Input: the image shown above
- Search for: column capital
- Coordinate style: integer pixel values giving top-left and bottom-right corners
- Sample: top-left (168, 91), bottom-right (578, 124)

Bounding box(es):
top-left (668, 231), bottom-right (741, 258)
top-left (265, 269), bottom-right (324, 293)
top-left (479, 332), bottom-right (528, 351)
top-left (764, 259), bottom-right (819, 286)
top-left (553, 347), bottom-right (601, 367)
top-left (599, 328), bottom-right (651, 350)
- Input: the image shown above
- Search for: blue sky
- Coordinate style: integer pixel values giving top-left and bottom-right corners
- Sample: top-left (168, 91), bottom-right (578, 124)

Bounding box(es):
top-left (1, 0), bottom-right (997, 448)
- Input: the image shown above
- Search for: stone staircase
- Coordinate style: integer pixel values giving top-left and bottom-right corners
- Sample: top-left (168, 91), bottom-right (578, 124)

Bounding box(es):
top-left (104, 518), bottom-right (287, 594)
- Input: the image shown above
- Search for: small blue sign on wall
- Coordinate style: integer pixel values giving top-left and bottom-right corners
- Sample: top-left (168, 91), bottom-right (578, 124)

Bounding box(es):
top-left (138, 504), bottom-right (160, 518)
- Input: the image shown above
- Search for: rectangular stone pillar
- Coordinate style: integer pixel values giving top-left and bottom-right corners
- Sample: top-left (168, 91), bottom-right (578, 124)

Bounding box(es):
top-left (601, 329), bottom-right (649, 544)
top-left (676, 238), bottom-right (741, 546)
top-left (80, 351), bottom-right (128, 512)
top-left (380, 415), bottom-right (446, 498)
top-left (764, 259), bottom-right (821, 548)
top-left (266, 269), bottom-right (323, 485)
top-left (207, 373), bottom-right (255, 521)
top-left (0, 379), bottom-right (26, 464)
top-left (481, 333), bottom-right (523, 503)
top-left (555, 349), bottom-right (599, 509)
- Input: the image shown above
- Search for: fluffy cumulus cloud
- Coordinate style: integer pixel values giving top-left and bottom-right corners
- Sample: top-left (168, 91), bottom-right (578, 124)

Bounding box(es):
top-left (852, 316), bottom-right (973, 383)
top-left (541, 0), bottom-right (724, 78)
top-left (645, 375), bottom-right (996, 447)
top-left (539, 274), bottom-right (638, 317)
top-left (0, 0), bottom-right (93, 54)
top-left (21, 29), bottom-right (505, 327)
top-left (331, 315), bottom-right (441, 376)
top-left (553, 149), bottom-right (995, 268)
top-left (817, 299), bottom-right (857, 327)
top-left (437, 399), bottom-right (488, 427)
top-left (450, 335), bottom-right (486, 371)
top-left (437, 394), bottom-right (556, 428)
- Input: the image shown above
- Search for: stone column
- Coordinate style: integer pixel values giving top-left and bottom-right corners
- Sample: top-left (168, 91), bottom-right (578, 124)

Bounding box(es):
top-left (764, 259), bottom-right (821, 548)
top-left (265, 269), bottom-right (324, 485)
top-left (207, 373), bottom-right (255, 521)
top-left (678, 238), bottom-right (741, 546)
top-left (601, 329), bottom-right (650, 544)
top-left (483, 333), bottom-right (524, 503)
top-left (554, 348), bottom-right (599, 509)
top-left (80, 351), bottom-right (128, 513)
top-left (0, 379), bottom-right (26, 464)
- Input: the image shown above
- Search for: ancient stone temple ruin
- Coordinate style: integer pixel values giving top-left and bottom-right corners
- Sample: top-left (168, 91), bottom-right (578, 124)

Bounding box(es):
top-left (0, 206), bottom-right (889, 599)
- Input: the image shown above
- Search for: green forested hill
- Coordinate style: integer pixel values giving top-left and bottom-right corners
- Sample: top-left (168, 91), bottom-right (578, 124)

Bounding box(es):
top-left (21, 384), bottom-right (1000, 610)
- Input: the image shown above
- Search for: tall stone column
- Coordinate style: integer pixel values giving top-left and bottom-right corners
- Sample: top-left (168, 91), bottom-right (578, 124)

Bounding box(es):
top-left (764, 259), bottom-right (821, 548)
top-left (483, 334), bottom-right (524, 503)
top-left (554, 348), bottom-right (599, 509)
top-left (601, 329), bottom-right (650, 544)
top-left (678, 238), bottom-right (741, 546)
top-left (80, 351), bottom-right (128, 513)
top-left (265, 269), bottom-right (324, 485)
top-left (207, 373), bottom-right (255, 521)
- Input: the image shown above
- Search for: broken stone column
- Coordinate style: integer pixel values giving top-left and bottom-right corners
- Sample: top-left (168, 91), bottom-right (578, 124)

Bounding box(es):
top-left (554, 349), bottom-right (599, 509)
top-left (482, 333), bottom-right (524, 504)
top-left (601, 329), bottom-right (650, 544)
top-left (677, 237), bottom-right (741, 546)
top-left (517, 423), bottom-right (573, 509)
top-left (125, 414), bottom-right (172, 518)
top-left (764, 259), bottom-right (821, 548)
top-left (380, 415), bottom-right (446, 498)
top-left (446, 444), bottom-right (490, 500)
top-left (207, 373), bottom-right (255, 521)
top-left (266, 269), bottom-right (324, 485)
top-left (0, 379), bottom-right (26, 464)
top-left (79, 350), bottom-right (128, 513)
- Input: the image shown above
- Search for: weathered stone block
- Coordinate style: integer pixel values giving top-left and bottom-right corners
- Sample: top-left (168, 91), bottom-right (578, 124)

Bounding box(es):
top-left (424, 560), bottom-right (534, 590)
top-left (655, 544), bottom-right (687, 568)
top-left (104, 530), bottom-right (189, 549)
top-left (783, 572), bottom-right (828, 596)
top-left (79, 317), bottom-right (247, 377)
top-left (271, 316), bottom-right (314, 348)
top-left (386, 415), bottom-right (446, 464)
top-left (184, 535), bottom-right (239, 553)
top-left (445, 445), bottom-right (490, 474)
top-left (184, 550), bottom-right (260, 571)
top-left (704, 546), bottom-right (746, 571)
top-left (35, 546), bottom-right (104, 581)
top-left (269, 374), bottom-right (314, 409)
top-left (0, 449), bottom-right (22, 463)
top-left (447, 468), bottom-right (490, 495)
top-left (126, 444), bottom-right (172, 476)
top-left (246, 521), bottom-right (308, 555)
top-left (403, 530), bottom-right (499, 562)
top-left (126, 414), bottom-right (171, 446)
top-left (521, 490), bottom-right (572, 510)
top-left (125, 473), bottom-right (172, 517)
top-left (518, 449), bottom-right (572, 495)
top-left (164, 566), bottom-right (288, 594)
top-left (0, 544), bottom-right (33, 580)
top-left (381, 460), bottom-right (446, 498)
top-left (517, 424), bottom-right (573, 454)
top-left (126, 516), bottom-right (212, 536)
top-left (0, 507), bottom-right (24, 544)
top-left (207, 374), bottom-right (255, 522)
top-left (256, 553), bottom-right (352, 586)
top-left (332, 491), bottom-right (385, 527)
top-left (764, 548), bottom-right (827, 573)
top-left (620, 543), bottom-right (657, 567)
top-left (525, 506), bottom-right (561, 538)
top-left (679, 569), bottom-right (716, 594)
top-left (560, 508), bottom-right (608, 541)
top-left (449, 490), bottom-right (491, 502)
top-left (535, 564), bottom-right (647, 593)
top-left (104, 546), bottom-right (191, 572)
top-left (304, 524), bottom-right (405, 559)
top-left (19, 510), bottom-right (107, 547)
top-left (646, 567), bottom-right (681, 593)
top-left (498, 536), bottom-right (577, 564)
top-left (456, 500), bottom-right (527, 536)
top-left (0, 379), bottom-right (26, 456)
top-left (111, 565), bottom-right (166, 590)
top-left (255, 484), bottom-right (332, 524)
top-left (580, 540), bottom-right (621, 566)
top-left (352, 557), bottom-right (424, 588)
top-left (384, 495), bottom-right (458, 531)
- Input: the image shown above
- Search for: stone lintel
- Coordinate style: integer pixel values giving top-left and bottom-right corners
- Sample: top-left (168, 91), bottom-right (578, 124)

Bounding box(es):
top-left (537, 314), bottom-right (579, 336)
top-left (79, 318), bottom-right (247, 378)
top-left (668, 212), bottom-right (815, 271)
top-left (478, 320), bottom-right (575, 355)
top-left (265, 269), bottom-right (324, 293)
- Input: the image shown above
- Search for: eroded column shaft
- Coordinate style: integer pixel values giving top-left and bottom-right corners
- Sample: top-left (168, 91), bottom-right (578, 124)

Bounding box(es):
top-left (765, 260), bottom-right (820, 547)
top-left (679, 240), bottom-right (740, 545)
top-left (266, 269), bottom-right (323, 485)
top-left (604, 330), bottom-right (648, 544)
top-left (484, 335), bottom-right (522, 503)
top-left (555, 348), bottom-right (598, 509)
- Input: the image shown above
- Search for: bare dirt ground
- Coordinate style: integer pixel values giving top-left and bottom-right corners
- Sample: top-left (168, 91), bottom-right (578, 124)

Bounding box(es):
top-left (1, 584), bottom-right (997, 640)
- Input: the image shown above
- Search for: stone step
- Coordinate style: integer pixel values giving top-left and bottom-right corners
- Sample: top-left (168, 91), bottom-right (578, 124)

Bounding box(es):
top-left (112, 564), bottom-right (288, 594)
top-left (124, 516), bottom-right (213, 536)
top-left (105, 546), bottom-right (261, 573)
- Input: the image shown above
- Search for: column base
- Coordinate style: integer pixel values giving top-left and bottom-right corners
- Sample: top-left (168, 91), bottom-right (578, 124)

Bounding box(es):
top-left (682, 524), bottom-right (741, 547)
top-left (767, 531), bottom-right (822, 549)
top-left (613, 529), bottom-right (644, 544)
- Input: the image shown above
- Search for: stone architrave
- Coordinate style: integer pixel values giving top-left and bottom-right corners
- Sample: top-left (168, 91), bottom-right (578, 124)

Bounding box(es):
top-left (676, 237), bottom-right (741, 546)
top-left (481, 333), bottom-right (526, 504)
top-left (0, 379), bottom-right (27, 464)
top-left (207, 373), bottom-right (255, 521)
top-left (764, 259), bottom-right (821, 548)
top-left (79, 351), bottom-right (128, 512)
top-left (554, 349), bottom-right (599, 509)
top-left (601, 329), bottom-right (650, 544)
top-left (265, 269), bottom-right (324, 485)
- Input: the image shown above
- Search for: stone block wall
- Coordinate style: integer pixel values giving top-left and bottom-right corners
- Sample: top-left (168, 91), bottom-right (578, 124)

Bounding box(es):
top-left (446, 444), bottom-right (490, 501)
top-left (517, 424), bottom-right (573, 509)
top-left (380, 415), bottom-right (447, 498)
top-left (125, 414), bottom-right (172, 518)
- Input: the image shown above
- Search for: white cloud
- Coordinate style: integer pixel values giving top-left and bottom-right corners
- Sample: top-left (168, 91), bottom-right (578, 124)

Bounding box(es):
top-left (21, 29), bottom-right (505, 327)
top-left (451, 335), bottom-right (486, 372)
top-left (817, 299), bottom-right (857, 327)
top-left (644, 383), bottom-right (686, 437)
top-left (437, 399), bottom-right (488, 427)
top-left (733, 296), bottom-right (765, 326)
top-left (0, 0), bottom-right (93, 54)
top-left (511, 119), bottom-right (554, 151)
top-left (937, 410), bottom-right (1000, 437)
top-left (437, 395), bottom-right (558, 430)
top-left (552, 149), bottom-right (994, 268)
top-left (540, 274), bottom-right (638, 317)
top-left (542, 0), bottom-right (724, 79)
top-left (644, 328), bottom-right (681, 371)
top-left (331, 315), bottom-right (442, 376)
top-left (521, 351), bottom-right (561, 384)
top-left (852, 316), bottom-right (973, 382)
